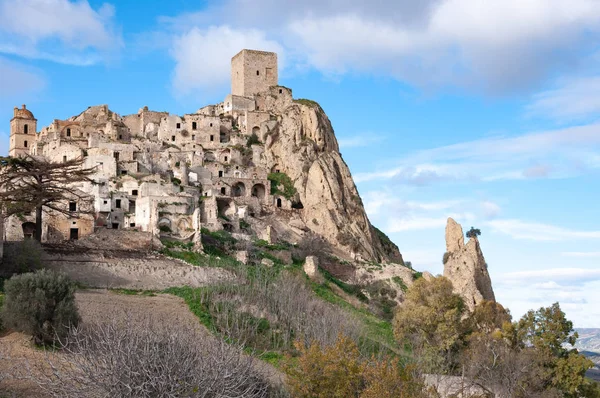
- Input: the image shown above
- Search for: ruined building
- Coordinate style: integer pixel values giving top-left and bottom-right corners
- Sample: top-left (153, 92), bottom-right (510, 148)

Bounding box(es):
top-left (4, 49), bottom-right (401, 263)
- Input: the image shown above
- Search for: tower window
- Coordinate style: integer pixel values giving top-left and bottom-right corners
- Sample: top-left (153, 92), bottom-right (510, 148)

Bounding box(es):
top-left (192, 122), bottom-right (197, 130)
top-left (210, 135), bottom-right (214, 141)
top-left (279, 89), bottom-right (283, 94)
top-left (132, 190), bottom-right (138, 196)
top-left (218, 171), bottom-right (223, 177)
top-left (24, 124), bottom-right (28, 134)
top-left (171, 136), bottom-right (175, 142)
top-left (192, 135), bottom-right (195, 140)
top-left (69, 201), bottom-right (77, 211)
top-left (176, 123), bottom-right (181, 129)
top-left (66, 128), bottom-right (71, 137)
top-left (221, 187), bottom-right (226, 195)
top-left (210, 123), bottom-right (213, 127)
top-left (116, 199), bottom-right (121, 209)
top-left (224, 156), bottom-right (228, 162)
top-left (114, 152), bottom-right (119, 161)
top-left (256, 70), bottom-right (260, 76)
top-left (24, 140), bottom-right (28, 148)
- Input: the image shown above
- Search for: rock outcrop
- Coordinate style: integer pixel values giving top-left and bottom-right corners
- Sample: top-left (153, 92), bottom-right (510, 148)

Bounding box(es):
top-left (443, 218), bottom-right (495, 311)
top-left (264, 101), bottom-right (403, 263)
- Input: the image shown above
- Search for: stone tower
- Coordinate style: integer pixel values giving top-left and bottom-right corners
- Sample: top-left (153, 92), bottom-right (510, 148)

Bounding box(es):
top-left (231, 49), bottom-right (278, 97)
top-left (9, 105), bottom-right (36, 158)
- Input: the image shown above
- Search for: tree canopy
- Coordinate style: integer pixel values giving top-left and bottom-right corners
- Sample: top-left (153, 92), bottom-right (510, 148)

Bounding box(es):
top-left (466, 227), bottom-right (481, 239)
top-left (0, 156), bottom-right (96, 241)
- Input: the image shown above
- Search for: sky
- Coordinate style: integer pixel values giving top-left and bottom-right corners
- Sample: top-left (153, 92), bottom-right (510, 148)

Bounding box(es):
top-left (0, 0), bottom-right (599, 327)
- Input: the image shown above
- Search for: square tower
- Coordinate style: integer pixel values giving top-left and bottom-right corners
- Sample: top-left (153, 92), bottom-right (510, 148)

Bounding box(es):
top-left (231, 50), bottom-right (278, 97)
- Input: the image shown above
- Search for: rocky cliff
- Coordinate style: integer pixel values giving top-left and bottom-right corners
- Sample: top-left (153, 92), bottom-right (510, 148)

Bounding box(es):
top-left (263, 100), bottom-right (403, 263)
top-left (443, 218), bottom-right (495, 311)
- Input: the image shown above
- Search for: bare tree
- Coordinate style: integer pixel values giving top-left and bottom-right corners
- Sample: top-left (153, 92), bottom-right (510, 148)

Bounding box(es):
top-left (0, 156), bottom-right (96, 241)
top-left (31, 315), bottom-right (273, 398)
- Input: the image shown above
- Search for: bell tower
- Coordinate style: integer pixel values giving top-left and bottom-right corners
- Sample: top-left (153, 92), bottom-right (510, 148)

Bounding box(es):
top-left (9, 104), bottom-right (36, 158)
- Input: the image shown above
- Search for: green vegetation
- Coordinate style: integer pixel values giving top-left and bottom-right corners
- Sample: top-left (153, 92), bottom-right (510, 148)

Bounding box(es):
top-left (412, 271), bottom-right (423, 281)
top-left (294, 98), bottom-right (321, 108)
top-left (373, 226), bottom-right (404, 265)
top-left (158, 225), bottom-right (171, 233)
top-left (320, 268), bottom-right (368, 302)
top-left (393, 277), bottom-right (599, 397)
top-left (267, 172), bottom-right (297, 200)
top-left (239, 219), bottom-right (251, 231)
top-left (246, 132), bottom-right (260, 147)
top-left (171, 177), bottom-right (181, 186)
top-left (391, 276), bottom-right (408, 292)
top-left (111, 288), bottom-right (157, 297)
top-left (1, 270), bottom-right (80, 345)
top-left (286, 335), bottom-right (427, 398)
top-left (466, 226), bottom-right (481, 239)
top-left (1, 239), bottom-right (43, 274)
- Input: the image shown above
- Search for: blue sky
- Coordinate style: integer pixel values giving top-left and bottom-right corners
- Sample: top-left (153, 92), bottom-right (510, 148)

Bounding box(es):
top-left (1, 0), bottom-right (599, 327)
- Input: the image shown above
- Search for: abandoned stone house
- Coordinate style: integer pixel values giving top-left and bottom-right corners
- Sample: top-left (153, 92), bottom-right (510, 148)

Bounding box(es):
top-left (4, 49), bottom-right (296, 244)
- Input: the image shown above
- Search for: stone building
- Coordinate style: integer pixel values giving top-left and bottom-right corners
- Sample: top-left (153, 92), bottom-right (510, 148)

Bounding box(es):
top-left (4, 49), bottom-right (288, 245)
top-left (9, 105), bottom-right (37, 158)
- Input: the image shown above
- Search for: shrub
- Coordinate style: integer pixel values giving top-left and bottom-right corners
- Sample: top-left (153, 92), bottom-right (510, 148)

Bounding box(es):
top-left (442, 252), bottom-right (450, 264)
top-left (246, 133), bottom-right (260, 147)
top-left (33, 316), bottom-right (272, 397)
top-left (159, 225), bottom-right (172, 233)
top-left (267, 172), bottom-right (297, 200)
top-left (292, 232), bottom-right (327, 261)
top-left (466, 227), bottom-right (481, 239)
top-left (2, 269), bottom-right (80, 345)
top-left (1, 239), bottom-right (44, 275)
top-left (240, 219), bottom-right (251, 231)
top-left (285, 334), bottom-right (427, 398)
top-left (392, 276), bottom-right (408, 292)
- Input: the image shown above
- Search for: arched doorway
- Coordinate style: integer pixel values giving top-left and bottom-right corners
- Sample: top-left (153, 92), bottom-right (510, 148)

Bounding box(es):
top-left (276, 198), bottom-right (282, 208)
top-left (22, 222), bottom-right (36, 239)
top-left (252, 126), bottom-right (260, 136)
top-left (252, 183), bottom-right (266, 199)
top-left (232, 182), bottom-right (246, 197)
top-left (158, 218), bottom-right (172, 233)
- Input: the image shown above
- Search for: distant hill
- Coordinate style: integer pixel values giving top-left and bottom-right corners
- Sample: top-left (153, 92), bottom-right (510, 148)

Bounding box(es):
top-left (575, 329), bottom-right (600, 382)
top-left (575, 328), bottom-right (600, 354)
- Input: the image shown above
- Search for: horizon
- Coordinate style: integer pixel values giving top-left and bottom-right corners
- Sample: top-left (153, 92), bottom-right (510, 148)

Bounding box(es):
top-left (1, 0), bottom-right (599, 328)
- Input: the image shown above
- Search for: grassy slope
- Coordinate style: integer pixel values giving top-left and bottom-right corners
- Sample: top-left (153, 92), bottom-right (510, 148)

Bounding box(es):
top-left (157, 242), bottom-right (400, 360)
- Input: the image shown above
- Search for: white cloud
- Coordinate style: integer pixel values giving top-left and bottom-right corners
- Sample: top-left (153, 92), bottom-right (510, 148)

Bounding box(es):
top-left (527, 76), bottom-right (600, 122)
top-left (498, 268), bottom-right (600, 286)
top-left (163, 0), bottom-right (600, 93)
top-left (480, 201), bottom-right (501, 219)
top-left (487, 219), bottom-right (600, 241)
top-left (0, 57), bottom-right (45, 98)
top-left (170, 25), bottom-right (283, 97)
top-left (354, 123), bottom-right (600, 184)
top-left (362, 190), bottom-right (478, 234)
top-left (562, 252), bottom-right (600, 258)
top-left (0, 0), bottom-right (121, 65)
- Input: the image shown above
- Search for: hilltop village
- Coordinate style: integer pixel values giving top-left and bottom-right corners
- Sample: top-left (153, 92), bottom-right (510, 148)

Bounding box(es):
top-left (6, 50), bottom-right (303, 248)
top-left (4, 49), bottom-right (498, 312)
